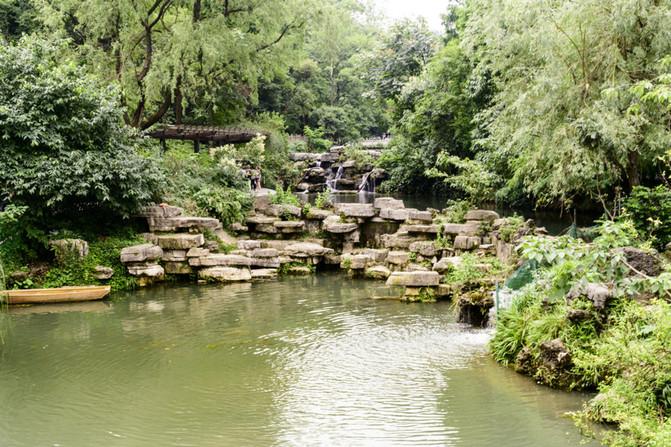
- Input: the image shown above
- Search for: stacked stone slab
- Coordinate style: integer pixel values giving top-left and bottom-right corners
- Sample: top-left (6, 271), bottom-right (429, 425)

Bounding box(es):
top-left (121, 197), bottom-right (532, 300)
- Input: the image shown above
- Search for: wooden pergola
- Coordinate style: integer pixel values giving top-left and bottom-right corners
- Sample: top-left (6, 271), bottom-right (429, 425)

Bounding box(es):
top-left (147, 124), bottom-right (265, 152)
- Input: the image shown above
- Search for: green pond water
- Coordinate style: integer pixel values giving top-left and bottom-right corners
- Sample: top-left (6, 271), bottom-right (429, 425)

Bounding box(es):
top-left (0, 275), bottom-right (597, 446)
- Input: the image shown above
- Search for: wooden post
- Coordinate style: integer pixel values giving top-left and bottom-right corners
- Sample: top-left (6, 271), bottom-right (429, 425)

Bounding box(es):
top-left (194, 140), bottom-right (200, 153)
top-left (160, 138), bottom-right (167, 154)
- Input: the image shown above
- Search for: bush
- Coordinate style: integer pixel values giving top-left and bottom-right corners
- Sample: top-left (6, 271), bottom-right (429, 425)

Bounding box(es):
top-left (623, 185), bottom-right (671, 249)
top-left (304, 126), bottom-right (332, 152)
top-left (0, 37), bottom-right (163, 226)
top-left (492, 219), bottom-right (671, 445)
top-left (39, 231), bottom-right (145, 292)
top-left (271, 186), bottom-right (301, 207)
top-left (160, 141), bottom-right (252, 227)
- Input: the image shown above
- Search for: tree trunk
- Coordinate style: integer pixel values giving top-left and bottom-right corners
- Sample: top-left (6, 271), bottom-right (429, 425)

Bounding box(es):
top-left (626, 149), bottom-right (641, 191)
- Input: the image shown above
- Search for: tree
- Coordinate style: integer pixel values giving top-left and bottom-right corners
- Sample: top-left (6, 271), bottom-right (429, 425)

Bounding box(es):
top-left (36, 0), bottom-right (312, 129)
top-left (462, 0), bottom-right (671, 208)
top-left (370, 18), bottom-right (438, 101)
top-left (255, 0), bottom-right (389, 141)
top-left (0, 37), bottom-right (163, 226)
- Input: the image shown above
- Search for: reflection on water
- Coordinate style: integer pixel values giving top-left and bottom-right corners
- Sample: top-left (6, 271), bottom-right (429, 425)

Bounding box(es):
top-left (0, 275), bottom-right (596, 446)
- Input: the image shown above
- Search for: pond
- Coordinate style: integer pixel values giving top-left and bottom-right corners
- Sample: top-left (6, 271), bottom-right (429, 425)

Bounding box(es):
top-left (0, 275), bottom-right (597, 446)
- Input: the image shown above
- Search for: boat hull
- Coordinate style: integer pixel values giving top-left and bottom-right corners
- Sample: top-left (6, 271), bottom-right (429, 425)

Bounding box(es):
top-left (1, 286), bottom-right (111, 305)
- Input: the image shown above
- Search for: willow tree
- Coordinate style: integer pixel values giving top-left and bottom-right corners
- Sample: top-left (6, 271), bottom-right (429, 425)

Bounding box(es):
top-left (36, 0), bottom-right (313, 128)
top-left (463, 0), bottom-right (671, 207)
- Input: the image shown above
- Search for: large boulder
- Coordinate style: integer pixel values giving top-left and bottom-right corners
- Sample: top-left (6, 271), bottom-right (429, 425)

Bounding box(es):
top-left (305, 208), bottom-right (333, 220)
top-left (162, 250), bottom-right (187, 262)
top-left (341, 254), bottom-right (372, 270)
top-left (284, 243), bottom-right (334, 257)
top-left (50, 239), bottom-right (89, 262)
top-left (381, 232), bottom-right (427, 249)
top-left (403, 224), bottom-right (440, 234)
top-left (126, 263), bottom-right (165, 278)
top-left (386, 271), bottom-right (440, 287)
top-left (267, 204), bottom-right (302, 218)
top-left (148, 216), bottom-right (220, 233)
top-left (387, 251), bottom-right (410, 266)
top-left (273, 221), bottom-right (305, 233)
top-left (440, 223), bottom-right (480, 236)
top-left (323, 216), bottom-right (358, 234)
top-left (618, 247), bottom-right (662, 277)
top-left (237, 240), bottom-right (262, 250)
top-left (540, 338), bottom-right (572, 372)
top-left (464, 209), bottom-right (500, 222)
top-left (120, 244), bottom-right (163, 263)
top-left (189, 254), bottom-right (252, 267)
top-left (199, 267), bottom-right (251, 282)
top-left (407, 210), bottom-right (433, 223)
top-left (251, 248), bottom-right (280, 258)
top-left (164, 262), bottom-right (193, 275)
top-left (156, 234), bottom-right (205, 250)
top-left (566, 282), bottom-right (614, 311)
top-left (379, 208), bottom-right (411, 221)
top-left (93, 266), bottom-right (114, 280)
top-left (365, 265), bottom-right (391, 280)
top-left (247, 216), bottom-right (278, 225)
top-left (334, 203), bottom-right (376, 218)
top-left (374, 197), bottom-right (404, 210)
top-left (409, 241), bottom-right (438, 257)
top-left (251, 269), bottom-right (278, 280)
top-left (454, 236), bottom-right (481, 250)
top-left (433, 257), bottom-right (462, 273)
top-left (137, 204), bottom-right (183, 218)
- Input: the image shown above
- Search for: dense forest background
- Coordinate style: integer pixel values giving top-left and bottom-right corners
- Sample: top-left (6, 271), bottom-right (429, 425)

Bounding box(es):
top-left (2, 0), bottom-right (671, 263)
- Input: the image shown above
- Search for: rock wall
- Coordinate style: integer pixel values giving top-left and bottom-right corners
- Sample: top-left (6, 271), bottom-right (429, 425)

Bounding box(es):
top-left (120, 198), bottom-right (539, 323)
top-left (290, 146), bottom-right (388, 193)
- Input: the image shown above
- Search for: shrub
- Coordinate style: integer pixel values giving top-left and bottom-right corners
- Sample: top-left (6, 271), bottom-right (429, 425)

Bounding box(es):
top-left (160, 142), bottom-right (252, 227)
top-left (271, 186), bottom-right (301, 207)
top-left (0, 37), bottom-right (163, 227)
top-left (623, 185), bottom-right (671, 249)
top-left (303, 126), bottom-right (332, 152)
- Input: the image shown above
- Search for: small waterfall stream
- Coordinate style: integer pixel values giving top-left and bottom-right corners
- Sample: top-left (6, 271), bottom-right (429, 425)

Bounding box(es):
top-left (358, 171), bottom-right (375, 194)
top-left (326, 165), bottom-right (344, 192)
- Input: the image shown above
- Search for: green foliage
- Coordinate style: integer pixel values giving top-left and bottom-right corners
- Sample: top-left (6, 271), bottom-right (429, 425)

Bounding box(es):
top-left (463, 0), bottom-right (671, 207)
top-left (41, 232), bottom-right (143, 292)
top-left (623, 185), bottom-right (671, 249)
top-left (493, 218), bottom-right (671, 445)
top-left (193, 188), bottom-right (252, 229)
top-left (341, 145), bottom-right (374, 168)
top-left (370, 18), bottom-right (437, 101)
top-left (427, 154), bottom-right (498, 202)
top-left (498, 215), bottom-right (525, 243)
top-left (37, 0), bottom-right (312, 129)
top-left (303, 126), bottom-right (332, 152)
top-left (257, 0), bottom-right (389, 141)
top-left (271, 186), bottom-right (301, 207)
top-left (0, 0), bottom-right (37, 39)
top-left (0, 37), bottom-right (163, 228)
top-left (314, 191), bottom-right (332, 210)
top-left (444, 254), bottom-right (504, 290)
top-left (438, 200), bottom-right (471, 224)
top-left (161, 142), bottom-right (252, 228)
top-left (379, 35), bottom-right (489, 194)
